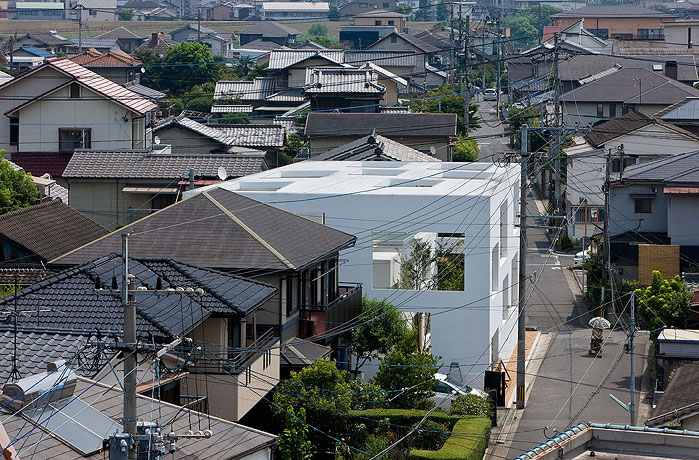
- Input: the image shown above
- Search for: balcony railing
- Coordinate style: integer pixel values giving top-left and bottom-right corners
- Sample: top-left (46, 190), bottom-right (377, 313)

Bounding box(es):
top-left (189, 327), bottom-right (278, 375)
top-left (300, 283), bottom-right (362, 339)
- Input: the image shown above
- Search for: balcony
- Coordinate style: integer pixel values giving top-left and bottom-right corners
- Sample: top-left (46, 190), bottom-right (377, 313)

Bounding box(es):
top-left (191, 326), bottom-right (278, 375)
top-left (300, 283), bottom-right (362, 340)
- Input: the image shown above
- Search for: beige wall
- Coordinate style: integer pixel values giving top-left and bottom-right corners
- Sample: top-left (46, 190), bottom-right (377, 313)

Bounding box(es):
top-left (378, 77), bottom-right (399, 104)
top-left (554, 16), bottom-right (674, 39)
top-left (355, 16), bottom-right (405, 28)
top-left (156, 125), bottom-right (223, 153)
top-left (288, 58), bottom-right (343, 88)
top-left (309, 135), bottom-right (451, 161)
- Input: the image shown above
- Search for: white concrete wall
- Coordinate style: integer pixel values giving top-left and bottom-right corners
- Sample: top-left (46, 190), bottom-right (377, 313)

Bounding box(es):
top-left (668, 195), bottom-right (699, 246)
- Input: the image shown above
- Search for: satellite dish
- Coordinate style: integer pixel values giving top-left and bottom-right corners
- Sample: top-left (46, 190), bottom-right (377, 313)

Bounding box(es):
top-left (154, 135), bottom-right (161, 145)
top-left (217, 166), bottom-right (228, 181)
top-left (429, 146), bottom-right (436, 156)
top-left (140, 67), bottom-right (146, 73)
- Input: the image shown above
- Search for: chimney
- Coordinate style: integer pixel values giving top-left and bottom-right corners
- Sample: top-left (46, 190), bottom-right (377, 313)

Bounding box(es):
top-left (665, 61), bottom-right (678, 80)
top-left (151, 32), bottom-right (159, 45)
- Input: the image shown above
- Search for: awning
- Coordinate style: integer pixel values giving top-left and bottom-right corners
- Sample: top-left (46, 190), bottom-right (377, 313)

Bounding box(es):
top-left (122, 186), bottom-right (178, 194)
top-left (629, 193), bottom-right (656, 198)
top-left (664, 187), bottom-right (699, 195)
top-left (32, 176), bottom-right (55, 187)
top-left (176, 179), bottom-right (222, 186)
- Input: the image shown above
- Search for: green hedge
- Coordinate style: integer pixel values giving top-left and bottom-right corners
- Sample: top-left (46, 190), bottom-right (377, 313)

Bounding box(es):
top-left (409, 417), bottom-right (491, 460)
top-left (350, 409), bottom-right (461, 430)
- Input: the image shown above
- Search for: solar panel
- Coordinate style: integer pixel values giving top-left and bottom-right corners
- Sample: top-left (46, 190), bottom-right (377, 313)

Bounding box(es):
top-left (25, 398), bottom-right (122, 455)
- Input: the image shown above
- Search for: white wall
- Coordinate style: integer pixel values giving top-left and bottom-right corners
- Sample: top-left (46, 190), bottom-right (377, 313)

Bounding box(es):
top-left (609, 184), bottom-right (669, 237)
top-left (668, 195), bottom-right (699, 246)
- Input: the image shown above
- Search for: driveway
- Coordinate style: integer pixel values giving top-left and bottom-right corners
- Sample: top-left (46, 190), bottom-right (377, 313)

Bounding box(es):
top-left (472, 99), bottom-right (511, 163)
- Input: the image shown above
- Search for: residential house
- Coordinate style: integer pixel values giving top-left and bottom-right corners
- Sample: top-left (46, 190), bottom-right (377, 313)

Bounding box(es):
top-left (187, 160), bottom-right (520, 386)
top-left (662, 20), bottom-right (699, 49)
top-left (0, 58), bottom-right (157, 177)
top-left (2, 157), bottom-right (69, 203)
top-left (213, 77), bottom-right (278, 110)
top-left (646, 361), bottom-right (699, 430)
top-left (135, 32), bottom-right (177, 56)
top-left (238, 21), bottom-right (300, 47)
top-left (123, 80), bottom-right (170, 118)
top-left (11, 32), bottom-right (73, 55)
top-left (302, 67), bottom-right (386, 112)
top-left (609, 151), bottom-right (699, 277)
top-left (69, 49), bottom-right (142, 84)
top-left (0, 200), bottom-right (109, 265)
top-left (343, 50), bottom-right (417, 80)
top-left (1, 253), bottom-right (284, 424)
top-left (551, 5), bottom-right (676, 40)
top-left (308, 130), bottom-right (439, 161)
top-left (67, 0), bottom-right (117, 21)
top-left (95, 26), bottom-right (146, 53)
top-left (11, 46), bottom-right (53, 59)
top-left (541, 19), bottom-right (611, 53)
top-left (340, 24), bottom-right (399, 49)
top-left (266, 50), bottom-right (345, 89)
top-left (564, 111), bottom-right (699, 238)
top-left (514, 422), bottom-right (699, 460)
top-left (656, 97), bottom-right (699, 136)
top-left (358, 62), bottom-right (407, 104)
top-left (12, 1), bottom-right (65, 19)
top-left (340, 3), bottom-right (400, 21)
top-left (305, 112), bottom-right (457, 160)
top-left (260, 2), bottom-right (329, 20)
top-left (367, 31), bottom-right (438, 83)
top-left (560, 67), bottom-right (699, 127)
top-left (63, 148), bottom-right (268, 227)
top-left (654, 328), bottom-right (699, 390)
top-left (66, 38), bottom-right (121, 55)
top-left (51, 188), bottom-right (362, 368)
top-left (169, 23), bottom-right (234, 57)
top-left (201, 1), bottom-right (235, 20)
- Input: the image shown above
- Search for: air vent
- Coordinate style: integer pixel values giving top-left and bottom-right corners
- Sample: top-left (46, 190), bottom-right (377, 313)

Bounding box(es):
top-left (389, 178), bottom-right (443, 187)
top-left (280, 169), bottom-right (336, 178)
top-left (359, 168), bottom-right (407, 176)
top-left (237, 181), bottom-right (292, 191)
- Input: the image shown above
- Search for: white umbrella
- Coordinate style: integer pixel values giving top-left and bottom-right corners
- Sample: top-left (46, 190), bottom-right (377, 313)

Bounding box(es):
top-left (589, 316), bottom-right (611, 329)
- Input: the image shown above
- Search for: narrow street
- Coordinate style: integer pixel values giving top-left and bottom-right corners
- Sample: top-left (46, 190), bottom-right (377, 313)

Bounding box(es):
top-left (472, 99), bottom-right (511, 163)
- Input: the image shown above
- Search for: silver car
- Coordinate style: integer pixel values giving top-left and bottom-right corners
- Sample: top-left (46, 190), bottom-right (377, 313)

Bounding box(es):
top-left (483, 88), bottom-right (497, 101)
top-left (431, 373), bottom-right (488, 409)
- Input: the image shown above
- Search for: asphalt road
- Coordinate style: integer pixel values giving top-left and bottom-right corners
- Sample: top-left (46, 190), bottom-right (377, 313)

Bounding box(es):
top-left (472, 99), bottom-right (511, 163)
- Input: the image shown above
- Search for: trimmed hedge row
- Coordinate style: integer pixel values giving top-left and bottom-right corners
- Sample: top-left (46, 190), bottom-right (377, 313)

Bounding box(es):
top-left (350, 409), bottom-right (462, 429)
top-left (409, 417), bottom-right (491, 460)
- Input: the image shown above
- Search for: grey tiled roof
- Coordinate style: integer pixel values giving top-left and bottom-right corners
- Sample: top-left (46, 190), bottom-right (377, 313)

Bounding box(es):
top-left (303, 67), bottom-right (385, 94)
top-left (267, 50), bottom-right (344, 70)
top-left (69, 38), bottom-right (119, 49)
top-left (0, 200), bottom-right (109, 262)
top-left (621, 150), bottom-right (699, 184)
top-left (53, 188), bottom-right (356, 272)
top-left (214, 77), bottom-right (276, 101)
top-left (239, 21), bottom-right (301, 37)
top-left (2, 376), bottom-right (277, 459)
top-left (122, 81), bottom-right (166, 100)
top-left (311, 132), bottom-right (439, 162)
top-left (657, 97), bottom-right (699, 120)
top-left (649, 361), bottom-right (699, 423)
top-left (265, 88), bottom-right (305, 102)
top-left (5, 254), bottom-right (277, 337)
top-left (305, 112), bottom-right (457, 137)
top-left (96, 26), bottom-right (144, 40)
top-left (584, 111), bottom-right (652, 147)
top-left (370, 32), bottom-right (439, 54)
top-left (211, 104), bottom-right (254, 113)
top-left (155, 117), bottom-right (285, 148)
top-left (344, 50), bottom-right (416, 68)
top-left (63, 149), bottom-right (266, 179)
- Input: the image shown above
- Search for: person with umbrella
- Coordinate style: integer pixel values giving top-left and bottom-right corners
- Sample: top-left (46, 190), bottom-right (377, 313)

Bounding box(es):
top-left (589, 317), bottom-right (611, 357)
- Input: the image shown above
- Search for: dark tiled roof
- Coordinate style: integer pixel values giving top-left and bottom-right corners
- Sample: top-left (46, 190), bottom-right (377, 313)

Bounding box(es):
top-left (63, 149), bottom-right (266, 179)
top-left (3, 254), bottom-right (276, 337)
top-left (656, 97), bottom-right (699, 120)
top-left (413, 30), bottom-right (451, 51)
top-left (312, 132), bottom-right (438, 161)
top-left (370, 32), bottom-right (439, 54)
top-left (648, 362), bottom-right (699, 424)
top-left (239, 38), bottom-right (285, 51)
top-left (239, 21), bottom-right (300, 37)
top-left (558, 54), bottom-right (698, 83)
top-left (305, 112), bottom-right (457, 137)
top-left (2, 376), bottom-right (277, 459)
top-left (26, 32), bottom-right (72, 47)
top-left (552, 5), bottom-right (673, 18)
top-left (303, 67), bottom-right (385, 94)
top-left (53, 188), bottom-right (356, 272)
top-left (0, 201), bottom-right (110, 262)
top-left (122, 81), bottom-right (166, 100)
top-left (621, 150), bottom-right (699, 184)
top-left (8, 152), bottom-right (72, 177)
top-left (96, 26), bottom-right (144, 40)
top-left (0, 266), bottom-right (53, 286)
top-left (344, 50), bottom-right (416, 68)
top-left (583, 111), bottom-right (653, 147)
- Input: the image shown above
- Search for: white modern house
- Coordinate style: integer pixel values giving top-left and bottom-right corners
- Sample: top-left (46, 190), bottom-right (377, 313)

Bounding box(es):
top-left (186, 161), bottom-right (521, 388)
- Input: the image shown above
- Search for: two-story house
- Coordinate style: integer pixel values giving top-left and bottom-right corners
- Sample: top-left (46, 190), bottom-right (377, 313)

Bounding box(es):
top-left (339, 10), bottom-right (407, 48)
top-left (340, 3), bottom-right (399, 21)
top-left (95, 26), bottom-right (146, 53)
top-left (1, 58), bottom-right (157, 179)
top-left (69, 49), bottom-right (142, 84)
top-left (169, 23), bottom-right (234, 57)
top-left (551, 5), bottom-right (675, 40)
top-left (302, 67), bottom-right (386, 112)
top-left (238, 21), bottom-right (300, 47)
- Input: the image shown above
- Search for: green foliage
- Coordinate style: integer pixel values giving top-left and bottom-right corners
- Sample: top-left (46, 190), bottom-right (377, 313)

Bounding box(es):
top-left (502, 5), bottom-right (564, 47)
top-left (174, 81), bottom-right (215, 112)
top-left (396, 3), bottom-right (412, 15)
top-left (0, 284), bottom-right (21, 299)
top-left (407, 86), bottom-right (480, 134)
top-left (449, 394), bottom-right (491, 418)
top-left (278, 406), bottom-right (312, 460)
top-left (143, 42), bottom-right (224, 96)
top-left (134, 50), bottom-right (165, 89)
top-left (309, 23), bottom-right (328, 36)
top-left (279, 134), bottom-right (306, 165)
top-left (635, 271), bottom-right (691, 340)
top-left (347, 378), bottom-right (387, 410)
top-left (396, 238), bottom-right (464, 291)
top-left (350, 297), bottom-right (409, 374)
top-left (452, 138), bottom-right (478, 162)
top-left (582, 250), bottom-right (605, 306)
top-left (218, 113), bottom-right (250, 124)
top-left (0, 152), bottom-right (37, 215)
top-left (373, 330), bottom-right (439, 409)
top-left (118, 8), bottom-right (134, 20)
top-left (409, 417), bottom-right (491, 460)
top-left (398, 239), bottom-right (434, 290)
top-left (351, 409), bottom-right (461, 427)
top-left (412, 420), bottom-right (450, 451)
top-left (329, 6), bottom-right (340, 20)
top-left (298, 34), bottom-right (343, 49)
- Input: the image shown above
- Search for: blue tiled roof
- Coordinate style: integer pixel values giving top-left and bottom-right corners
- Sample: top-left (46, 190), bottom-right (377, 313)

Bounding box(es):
top-left (20, 46), bottom-right (53, 57)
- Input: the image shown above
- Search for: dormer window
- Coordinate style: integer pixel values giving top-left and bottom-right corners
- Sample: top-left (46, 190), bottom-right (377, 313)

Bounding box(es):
top-left (69, 82), bottom-right (80, 99)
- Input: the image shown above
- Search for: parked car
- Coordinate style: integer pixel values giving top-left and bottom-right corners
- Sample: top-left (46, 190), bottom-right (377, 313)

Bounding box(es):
top-left (483, 88), bottom-right (497, 101)
top-left (573, 249), bottom-right (589, 266)
top-left (431, 373), bottom-right (488, 409)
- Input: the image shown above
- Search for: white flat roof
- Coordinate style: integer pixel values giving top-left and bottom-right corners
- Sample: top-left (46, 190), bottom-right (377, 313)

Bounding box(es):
top-left (191, 161), bottom-right (519, 198)
top-left (262, 2), bottom-right (329, 11)
top-left (658, 328), bottom-right (699, 343)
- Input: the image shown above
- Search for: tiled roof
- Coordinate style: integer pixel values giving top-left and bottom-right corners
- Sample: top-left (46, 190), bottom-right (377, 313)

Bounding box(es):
top-left (2, 253), bottom-right (277, 339)
top-left (170, 22), bottom-right (217, 37)
top-left (359, 62), bottom-right (408, 86)
top-left (25, 32), bottom-right (72, 46)
top-left (67, 48), bottom-right (103, 65)
top-left (311, 132), bottom-right (439, 162)
top-left (648, 362), bottom-right (699, 425)
top-left (413, 30), bottom-right (450, 51)
top-left (214, 77), bottom-right (276, 101)
top-left (552, 5), bottom-right (673, 17)
top-left (211, 104), bottom-right (254, 113)
top-left (18, 46), bottom-right (53, 57)
top-left (96, 26), bottom-right (144, 40)
top-left (239, 38), bottom-right (286, 51)
top-left (53, 188), bottom-right (357, 272)
top-left (69, 38), bottom-right (119, 50)
top-left (305, 112), bottom-right (457, 137)
top-left (370, 32), bottom-right (439, 53)
top-left (265, 88), bottom-right (305, 102)
top-left (239, 21), bottom-right (301, 37)
top-left (2, 376), bottom-right (277, 460)
top-left (8, 152), bottom-right (72, 177)
top-left (344, 50), bottom-right (416, 68)
top-left (0, 266), bottom-right (53, 287)
top-left (0, 200), bottom-right (109, 262)
top-left (584, 111), bottom-right (653, 146)
top-left (267, 50), bottom-right (344, 70)
top-left (656, 97), bottom-right (699, 120)
top-left (621, 150), bottom-right (699, 185)
top-left (156, 117), bottom-right (285, 148)
top-left (135, 32), bottom-right (176, 55)
top-left (122, 81), bottom-right (166, 100)
top-left (558, 54), bottom-right (698, 83)
top-left (63, 149), bottom-right (267, 179)
top-left (69, 49), bottom-right (141, 67)
top-left (303, 67), bottom-right (385, 94)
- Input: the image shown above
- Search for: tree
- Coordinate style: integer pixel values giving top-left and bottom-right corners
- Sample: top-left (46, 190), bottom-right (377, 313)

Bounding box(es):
top-left (278, 406), bottom-right (312, 460)
top-left (373, 329), bottom-right (439, 409)
top-left (309, 23), bottom-right (328, 37)
top-left (134, 50), bottom-right (165, 90)
top-left (279, 134), bottom-right (306, 165)
top-left (237, 55), bottom-right (254, 76)
top-left (407, 85), bottom-right (480, 134)
top-left (635, 270), bottom-right (691, 340)
top-left (397, 238), bottom-right (464, 291)
top-left (118, 8), bottom-right (134, 20)
top-left (350, 297), bottom-right (409, 374)
top-left (328, 6), bottom-right (340, 20)
top-left (452, 138), bottom-right (479, 162)
top-left (396, 3), bottom-right (411, 15)
top-left (163, 42), bottom-right (223, 95)
top-left (502, 5), bottom-right (563, 48)
top-left (175, 81), bottom-right (215, 112)
top-left (0, 153), bottom-right (37, 215)
top-left (449, 394), bottom-right (491, 417)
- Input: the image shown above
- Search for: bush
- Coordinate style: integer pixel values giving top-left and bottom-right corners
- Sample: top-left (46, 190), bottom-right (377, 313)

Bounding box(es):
top-left (412, 420), bottom-right (450, 451)
top-left (409, 417), bottom-right (491, 460)
top-left (309, 23), bottom-right (328, 36)
top-left (351, 409), bottom-right (461, 431)
top-left (449, 394), bottom-right (491, 418)
top-left (452, 139), bottom-right (479, 162)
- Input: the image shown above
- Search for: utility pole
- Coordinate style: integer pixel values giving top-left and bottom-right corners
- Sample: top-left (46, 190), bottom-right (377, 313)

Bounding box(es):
top-left (552, 32), bottom-right (562, 230)
top-left (464, 14), bottom-right (470, 135)
top-left (449, 2), bottom-right (454, 86)
top-left (601, 148), bottom-right (611, 318)
top-left (74, 5), bottom-right (85, 53)
top-left (516, 124), bottom-right (528, 410)
top-left (197, 9), bottom-right (202, 43)
top-left (122, 234), bottom-right (138, 460)
top-left (629, 291), bottom-right (636, 425)
top-left (496, 9), bottom-right (502, 119)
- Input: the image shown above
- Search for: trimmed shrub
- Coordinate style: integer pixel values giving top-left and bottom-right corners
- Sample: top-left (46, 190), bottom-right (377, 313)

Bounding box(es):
top-left (412, 420), bottom-right (450, 451)
top-left (351, 409), bottom-right (461, 431)
top-left (449, 394), bottom-right (491, 418)
top-left (409, 417), bottom-right (491, 460)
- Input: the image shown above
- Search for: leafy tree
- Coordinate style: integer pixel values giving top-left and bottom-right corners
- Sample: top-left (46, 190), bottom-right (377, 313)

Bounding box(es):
top-left (397, 238), bottom-right (464, 291)
top-left (0, 153), bottom-right (37, 215)
top-left (278, 406), bottom-right (312, 460)
top-left (162, 42), bottom-right (223, 95)
top-left (219, 113), bottom-right (250, 124)
top-left (635, 271), bottom-right (691, 340)
top-left (135, 50), bottom-right (166, 90)
top-left (436, 0), bottom-right (449, 21)
top-left (237, 55), bottom-right (255, 76)
top-left (396, 3), bottom-right (411, 15)
top-left (309, 23), bottom-right (328, 37)
top-left (373, 329), bottom-right (439, 409)
top-left (502, 5), bottom-right (563, 47)
top-left (452, 138), bottom-right (479, 162)
top-left (306, 35), bottom-right (344, 49)
top-left (398, 239), bottom-right (434, 290)
top-left (118, 8), bottom-right (134, 20)
top-left (329, 6), bottom-right (340, 20)
top-left (449, 394), bottom-right (491, 417)
top-left (407, 85), bottom-right (480, 134)
top-left (346, 378), bottom-right (387, 410)
top-left (279, 134), bottom-right (306, 165)
top-left (349, 297), bottom-right (409, 374)
top-left (175, 81), bottom-right (215, 112)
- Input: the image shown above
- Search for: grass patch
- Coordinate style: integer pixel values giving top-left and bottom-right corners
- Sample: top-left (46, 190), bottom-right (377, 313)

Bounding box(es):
top-left (409, 417), bottom-right (491, 460)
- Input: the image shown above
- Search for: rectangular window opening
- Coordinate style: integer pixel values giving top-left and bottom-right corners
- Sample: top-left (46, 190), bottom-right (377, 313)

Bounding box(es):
top-left (70, 82), bottom-right (80, 99)
top-left (59, 128), bottom-right (91, 152)
top-left (634, 198), bottom-right (652, 214)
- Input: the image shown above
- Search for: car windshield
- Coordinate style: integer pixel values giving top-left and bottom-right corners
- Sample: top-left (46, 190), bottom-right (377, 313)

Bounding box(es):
top-left (444, 375), bottom-right (472, 393)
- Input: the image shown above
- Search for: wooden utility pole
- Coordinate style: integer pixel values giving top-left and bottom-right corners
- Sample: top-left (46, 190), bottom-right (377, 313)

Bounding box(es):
top-left (496, 9), bottom-right (502, 118)
top-left (464, 13), bottom-right (470, 135)
top-left (553, 33), bottom-right (562, 228)
top-left (601, 148), bottom-right (611, 317)
top-left (121, 234), bottom-right (138, 460)
top-left (516, 124), bottom-right (529, 410)
top-left (449, 2), bottom-right (454, 86)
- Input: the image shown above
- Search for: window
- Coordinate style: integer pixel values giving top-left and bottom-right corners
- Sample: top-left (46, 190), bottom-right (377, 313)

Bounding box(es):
top-left (588, 28), bottom-right (608, 39)
top-left (609, 104), bottom-right (616, 118)
top-left (611, 157), bottom-right (636, 173)
top-left (511, 254), bottom-right (519, 309)
top-left (491, 243), bottom-right (499, 291)
top-left (390, 35), bottom-right (397, 43)
top-left (59, 128), bottom-right (91, 152)
top-left (502, 274), bottom-right (510, 319)
top-left (89, 9), bottom-right (97, 15)
top-left (375, 19), bottom-right (382, 25)
top-left (638, 28), bottom-right (663, 39)
top-left (634, 198), bottom-right (652, 213)
top-left (388, 20), bottom-right (395, 25)
top-left (69, 82), bottom-right (80, 99)
top-left (597, 103), bottom-right (604, 118)
top-left (499, 201), bottom-right (508, 258)
top-left (614, 33), bottom-right (633, 40)
top-left (359, 2), bottom-right (368, 6)
top-left (383, 2), bottom-right (389, 6)
top-left (9, 116), bottom-right (18, 146)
